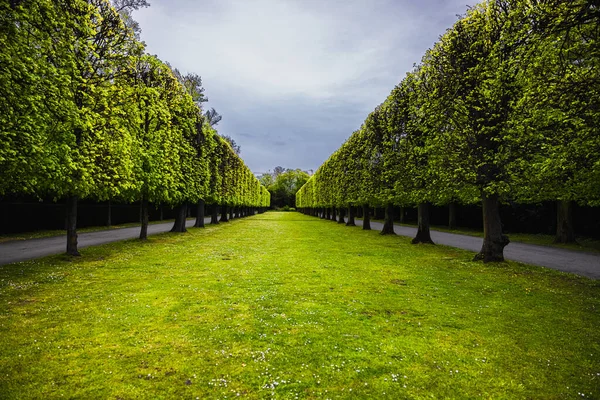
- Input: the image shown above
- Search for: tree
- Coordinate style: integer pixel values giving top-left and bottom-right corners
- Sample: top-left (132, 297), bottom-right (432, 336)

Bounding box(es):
top-left (221, 135), bottom-right (240, 155)
top-left (205, 108), bottom-right (222, 127)
top-left (269, 169), bottom-right (310, 208)
top-left (511, 0), bottom-right (600, 243)
top-left (110, 0), bottom-right (150, 38)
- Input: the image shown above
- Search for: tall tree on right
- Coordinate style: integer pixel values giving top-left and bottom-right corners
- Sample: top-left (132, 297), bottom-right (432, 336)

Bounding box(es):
top-left (512, 0), bottom-right (600, 243)
top-left (425, 1), bottom-right (533, 262)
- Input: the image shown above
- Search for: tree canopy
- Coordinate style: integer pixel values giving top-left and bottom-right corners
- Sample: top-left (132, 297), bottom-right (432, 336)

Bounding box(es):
top-left (296, 0), bottom-right (599, 261)
top-left (0, 0), bottom-right (269, 253)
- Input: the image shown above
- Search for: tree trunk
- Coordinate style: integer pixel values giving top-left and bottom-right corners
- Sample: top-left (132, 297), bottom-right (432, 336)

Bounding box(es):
top-left (399, 206), bottom-right (405, 224)
top-left (235, 207), bottom-right (241, 218)
top-left (555, 200), bottom-right (576, 243)
top-left (194, 199), bottom-right (205, 228)
top-left (220, 205), bottom-right (229, 222)
top-left (171, 203), bottom-right (188, 232)
top-left (66, 195), bottom-right (80, 256)
top-left (159, 203), bottom-right (163, 221)
top-left (346, 206), bottom-right (356, 226)
top-left (362, 204), bottom-right (371, 230)
top-left (474, 193), bottom-right (509, 262)
top-left (337, 207), bottom-right (345, 224)
top-left (412, 202), bottom-right (435, 244)
top-left (107, 200), bottom-right (112, 227)
top-left (140, 198), bottom-right (149, 240)
top-left (211, 205), bottom-right (219, 224)
top-left (448, 202), bottom-right (457, 230)
top-left (381, 203), bottom-right (395, 235)
top-left (229, 206), bottom-right (234, 220)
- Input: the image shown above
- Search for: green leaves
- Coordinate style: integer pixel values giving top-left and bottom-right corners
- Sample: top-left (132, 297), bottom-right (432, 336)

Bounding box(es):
top-left (298, 0), bottom-right (598, 211)
top-left (1, 0), bottom-right (269, 209)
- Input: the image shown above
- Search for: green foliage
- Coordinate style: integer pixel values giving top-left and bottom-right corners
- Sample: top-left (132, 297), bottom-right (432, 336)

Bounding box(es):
top-left (0, 0), bottom-right (269, 210)
top-left (264, 168), bottom-right (310, 208)
top-left (297, 0), bottom-right (598, 213)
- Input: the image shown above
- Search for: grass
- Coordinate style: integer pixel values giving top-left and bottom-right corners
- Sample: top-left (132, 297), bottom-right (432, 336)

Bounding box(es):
top-left (0, 212), bottom-right (598, 399)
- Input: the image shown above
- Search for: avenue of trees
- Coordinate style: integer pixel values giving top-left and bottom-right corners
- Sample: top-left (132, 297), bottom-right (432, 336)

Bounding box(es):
top-left (0, 0), bottom-right (269, 255)
top-left (296, 0), bottom-right (599, 262)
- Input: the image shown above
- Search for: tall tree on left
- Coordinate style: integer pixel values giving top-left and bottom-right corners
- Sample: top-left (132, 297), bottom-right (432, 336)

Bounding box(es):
top-left (0, 0), bottom-right (143, 255)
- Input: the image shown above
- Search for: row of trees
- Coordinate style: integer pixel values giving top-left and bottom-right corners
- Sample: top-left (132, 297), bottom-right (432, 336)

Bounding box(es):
top-left (0, 0), bottom-right (269, 255)
top-left (297, 0), bottom-right (599, 262)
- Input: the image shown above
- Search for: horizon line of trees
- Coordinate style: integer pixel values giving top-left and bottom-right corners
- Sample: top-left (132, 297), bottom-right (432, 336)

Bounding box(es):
top-left (0, 0), bottom-right (270, 255)
top-left (296, 0), bottom-right (599, 262)
top-left (259, 167), bottom-right (311, 208)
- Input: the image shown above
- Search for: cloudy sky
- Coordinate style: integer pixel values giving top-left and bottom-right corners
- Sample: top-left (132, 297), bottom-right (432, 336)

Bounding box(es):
top-left (133, 0), bottom-right (476, 175)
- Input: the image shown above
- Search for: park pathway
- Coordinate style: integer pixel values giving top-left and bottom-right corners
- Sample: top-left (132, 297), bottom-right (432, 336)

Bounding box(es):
top-left (0, 218), bottom-right (210, 266)
top-left (0, 214), bottom-right (598, 279)
top-left (355, 218), bottom-right (600, 280)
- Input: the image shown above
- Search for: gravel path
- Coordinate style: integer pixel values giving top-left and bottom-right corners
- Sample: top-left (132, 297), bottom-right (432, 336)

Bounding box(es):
top-left (1, 215), bottom-right (598, 280)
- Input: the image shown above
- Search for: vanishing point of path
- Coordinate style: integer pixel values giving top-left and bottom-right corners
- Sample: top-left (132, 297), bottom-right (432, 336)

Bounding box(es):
top-left (0, 214), bottom-right (598, 279)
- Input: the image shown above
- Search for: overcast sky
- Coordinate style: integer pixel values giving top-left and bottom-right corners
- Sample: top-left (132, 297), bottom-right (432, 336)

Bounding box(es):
top-left (133, 0), bottom-right (476, 175)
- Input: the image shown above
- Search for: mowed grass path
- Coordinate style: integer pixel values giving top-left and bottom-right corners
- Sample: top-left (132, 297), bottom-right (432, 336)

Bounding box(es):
top-left (0, 212), bottom-right (598, 399)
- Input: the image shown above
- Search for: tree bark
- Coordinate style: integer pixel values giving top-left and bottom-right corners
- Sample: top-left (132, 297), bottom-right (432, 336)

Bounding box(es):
top-left (381, 203), bottom-right (395, 235)
top-left (211, 205), bottom-right (219, 224)
top-left (66, 195), bottom-right (80, 256)
top-left (337, 207), bottom-right (345, 224)
top-left (194, 199), bottom-right (205, 228)
top-left (107, 200), bottom-right (112, 227)
top-left (362, 204), bottom-right (371, 230)
top-left (140, 198), bottom-right (149, 240)
top-left (474, 193), bottom-right (509, 262)
top-left (346, 206), bottom-right (356, 226)
top-left (220, 205), bottom-right (229, 222)
top-left (412, 202), bottom-right (435, 244)
top-left (448, 202), bottom-right (457, 230)
top-left (171, 203), bottom-right (188, 232)
top-left (555, 200), bottom-right (577, 243)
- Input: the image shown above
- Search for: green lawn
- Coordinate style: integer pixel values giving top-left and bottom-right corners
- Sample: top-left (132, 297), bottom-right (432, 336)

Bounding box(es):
top-left (0, 212), bottom-right (598, 399)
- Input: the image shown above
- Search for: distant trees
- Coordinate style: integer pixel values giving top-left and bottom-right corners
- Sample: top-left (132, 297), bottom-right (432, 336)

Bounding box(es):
top-left (0, 0), bottom-right (269, 254)
top-left (261, 168), bottom-right (310, 208)
top-left (296, 0), bottom-right (599, 262)
top-left (204, 108), bottom-right (223, 127)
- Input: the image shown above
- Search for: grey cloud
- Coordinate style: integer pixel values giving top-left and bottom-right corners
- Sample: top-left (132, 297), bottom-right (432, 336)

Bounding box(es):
top-left (134, 0), bottom-right (477, 173)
